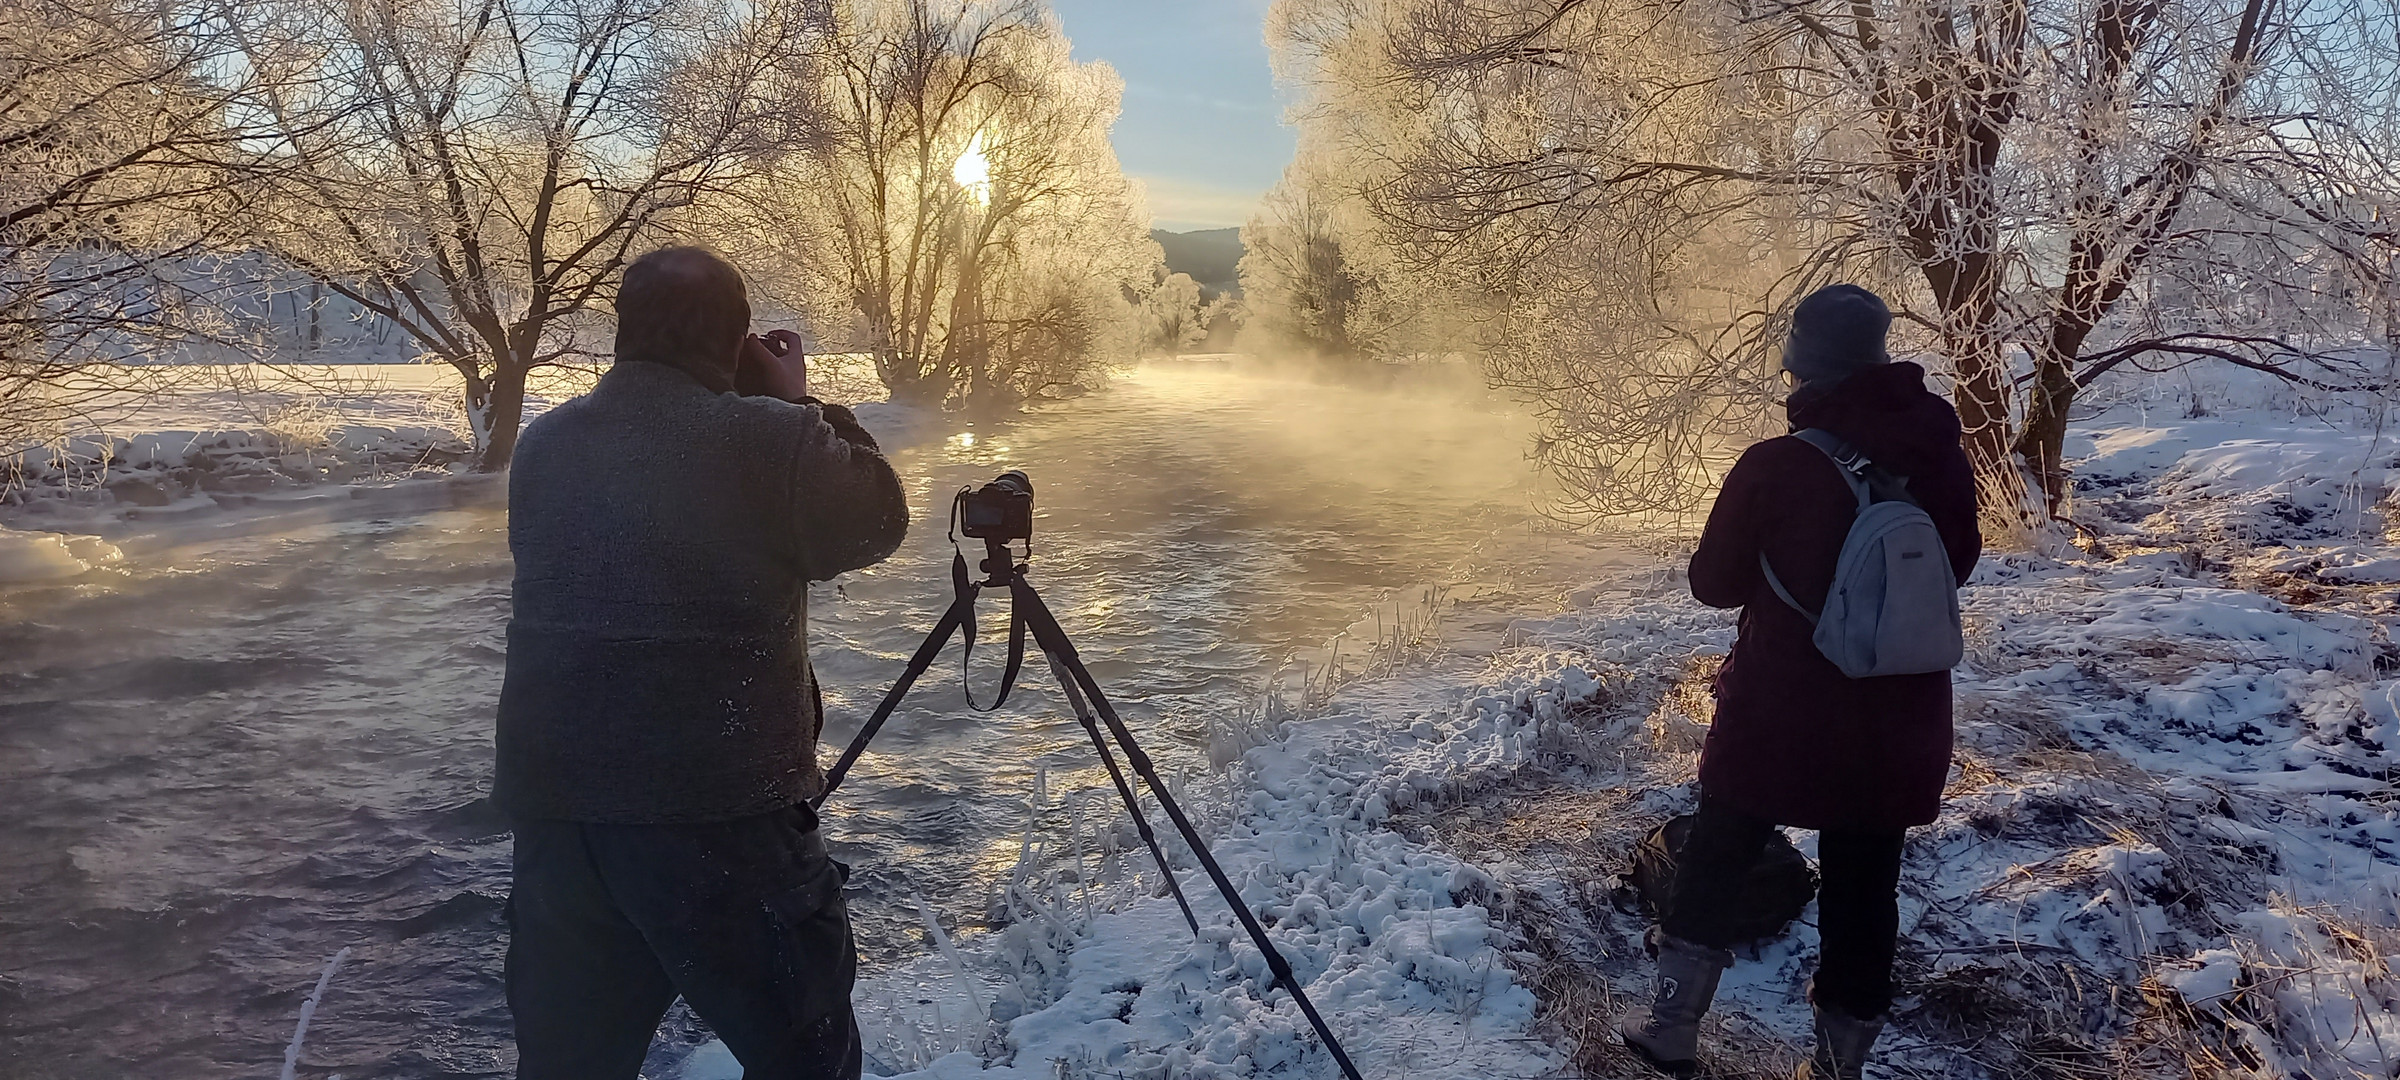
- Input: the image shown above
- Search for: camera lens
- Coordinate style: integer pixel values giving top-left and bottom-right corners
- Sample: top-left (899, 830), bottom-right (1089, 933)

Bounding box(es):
top-left (993, 470), bottom-right (1031, 495)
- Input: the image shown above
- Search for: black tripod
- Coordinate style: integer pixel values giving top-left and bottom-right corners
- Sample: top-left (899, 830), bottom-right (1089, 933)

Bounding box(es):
top-left (815, 535), bottom-right (1366, 1080)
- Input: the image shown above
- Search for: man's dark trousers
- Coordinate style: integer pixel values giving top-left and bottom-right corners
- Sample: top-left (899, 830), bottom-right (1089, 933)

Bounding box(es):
top-left (506, 802), bottom-right (863, 1079)
top-left (1663, 791), bottom-right (1906, 1020)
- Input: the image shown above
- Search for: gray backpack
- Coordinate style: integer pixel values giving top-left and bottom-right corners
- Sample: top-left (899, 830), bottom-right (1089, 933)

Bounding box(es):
top-left (1759, 429), bottom-right (1965, 678)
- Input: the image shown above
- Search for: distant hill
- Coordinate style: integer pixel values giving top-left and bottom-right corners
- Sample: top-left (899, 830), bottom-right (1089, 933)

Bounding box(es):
top-left (1152, 227), bottom-right (1244, 298)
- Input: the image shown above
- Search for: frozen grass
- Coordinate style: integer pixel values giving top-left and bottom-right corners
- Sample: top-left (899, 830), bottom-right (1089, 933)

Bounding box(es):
top-left (1393, 615), bottom-right (2395, 1078)
top-left (1316, 368), bottom-right (2400, 1079)
top-left (1203, 585), bottom-right (1454, 773)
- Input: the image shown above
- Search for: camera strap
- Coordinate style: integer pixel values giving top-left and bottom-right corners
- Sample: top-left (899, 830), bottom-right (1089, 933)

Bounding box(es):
top-left (816, 547), bottom-right (1025, 806)
top-left (954, 549), bottom-right (1028, 712)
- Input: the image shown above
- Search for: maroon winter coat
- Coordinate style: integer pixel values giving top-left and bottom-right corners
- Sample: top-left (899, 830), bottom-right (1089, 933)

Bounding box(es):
top-left (1687, 362), bottom-right (1982, 831)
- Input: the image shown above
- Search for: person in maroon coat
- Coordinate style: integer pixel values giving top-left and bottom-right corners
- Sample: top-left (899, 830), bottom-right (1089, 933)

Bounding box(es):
top-left (1621, 284), bottom-right (1982, 1080)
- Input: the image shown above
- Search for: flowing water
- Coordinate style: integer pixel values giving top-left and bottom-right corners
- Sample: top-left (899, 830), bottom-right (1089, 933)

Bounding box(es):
top-left (0, 363), bottom-right (1619, 1078)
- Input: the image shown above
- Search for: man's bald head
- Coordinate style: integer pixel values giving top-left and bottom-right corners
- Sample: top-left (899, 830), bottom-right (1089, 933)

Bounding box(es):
top-left (616, 246), bottom-right (750, 386)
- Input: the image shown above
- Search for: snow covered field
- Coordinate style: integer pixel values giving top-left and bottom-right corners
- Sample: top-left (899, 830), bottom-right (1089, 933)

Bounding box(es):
top-left (0, 364), bottom-right (522, 576)
top-left (3, 363), bottom-right (2394, 1077)
top-left (0, 358), bottom-right (916, 577)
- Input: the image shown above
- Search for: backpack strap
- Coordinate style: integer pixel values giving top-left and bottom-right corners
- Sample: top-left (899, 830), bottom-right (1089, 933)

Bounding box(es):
top-left (1788, 429), bottom-right (1872, 510)
top-left (1790, 428), bottom-right (1921, 507)
top-left (1760, 551), bottom-right (1819, 624)
top-left (1756, 428), bottom-right (1901, 623)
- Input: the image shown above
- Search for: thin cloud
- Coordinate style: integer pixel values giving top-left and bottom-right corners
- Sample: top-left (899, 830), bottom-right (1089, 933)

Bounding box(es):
top-left (1137, 176), bottom-right (1264, 231)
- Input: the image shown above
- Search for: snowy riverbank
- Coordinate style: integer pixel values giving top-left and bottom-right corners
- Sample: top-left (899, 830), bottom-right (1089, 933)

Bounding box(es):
top-left (681, 374), bottom-right (2398, 1080)
top-left (0, 361), bottom-right (934, 578)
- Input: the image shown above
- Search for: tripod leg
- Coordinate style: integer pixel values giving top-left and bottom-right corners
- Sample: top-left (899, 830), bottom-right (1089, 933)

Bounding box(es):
top-left (815, 600), bottom-right (969, 807)
top-left (1044, 651), bottom-right (1200, 935)
top-left (1009, 578), bottom-right (1366, 1080)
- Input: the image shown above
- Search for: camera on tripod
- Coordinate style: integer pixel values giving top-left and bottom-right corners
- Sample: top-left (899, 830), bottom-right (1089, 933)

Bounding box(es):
top-left (819, 463), bottom-right (1363, 1080)
top-left (956, 469), bottom-right (1033, 542)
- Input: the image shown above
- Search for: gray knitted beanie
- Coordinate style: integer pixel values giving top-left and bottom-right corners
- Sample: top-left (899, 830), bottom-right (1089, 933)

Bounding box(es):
top-left (1782, 284), bottom-right (1892, 388)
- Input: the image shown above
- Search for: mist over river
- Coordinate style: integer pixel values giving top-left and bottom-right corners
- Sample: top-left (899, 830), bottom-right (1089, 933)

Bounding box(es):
top-left (0, 363), bottom-right (1621, 1078)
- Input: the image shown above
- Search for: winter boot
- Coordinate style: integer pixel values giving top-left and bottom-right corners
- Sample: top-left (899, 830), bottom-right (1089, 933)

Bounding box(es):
top-left (1619, 928), bottom-right (1735, 1076)
top-left (1794, 999), bottom-right (1887, 1080)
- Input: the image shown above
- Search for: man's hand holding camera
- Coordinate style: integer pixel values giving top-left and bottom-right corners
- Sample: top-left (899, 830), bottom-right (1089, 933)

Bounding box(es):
top-left (736, 328), bottom-right (810, 401)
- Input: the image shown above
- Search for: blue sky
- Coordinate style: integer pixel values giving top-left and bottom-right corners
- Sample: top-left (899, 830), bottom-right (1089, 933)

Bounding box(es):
top-left (1048, 0), bottom-right (1296, 233)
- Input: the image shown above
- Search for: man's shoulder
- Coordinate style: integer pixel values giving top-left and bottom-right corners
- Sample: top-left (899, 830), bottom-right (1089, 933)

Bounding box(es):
top-left (713, 394), bottom-right (836, 454)
top-left (521, 367), bottom-right (833, 466)
top-left (1729, 435), bottom-right (1858, 514)
top-left (514, 392), bottom-right (592, 456)
top-left (716, 391), bottom-right (822, 423)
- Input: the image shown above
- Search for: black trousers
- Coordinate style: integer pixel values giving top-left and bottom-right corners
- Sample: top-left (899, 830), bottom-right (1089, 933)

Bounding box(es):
top-left (505, 803), bottom-right (862, 1080)
top-left (1662, 792), bottom-right (1906, 1020)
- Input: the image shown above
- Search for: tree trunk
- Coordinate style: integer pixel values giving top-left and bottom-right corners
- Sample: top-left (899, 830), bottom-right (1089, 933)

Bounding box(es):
top-left (1930, 271), bottom-right (2016, 465)
top-left (2013, 338), bottom-right (2082, 516)
top-left (955, 246), bottom-right (992, 414)
top-left (472, 360), bottom-right (529, 472)
top-left (1951, 335), bottom-right (2016, 479)
top-left (862, 306), bottom-right (910, 397)
top-left (1932, 276), bottom-right (2038, 527)
top-left (886, 367), bottom-right (947, 409)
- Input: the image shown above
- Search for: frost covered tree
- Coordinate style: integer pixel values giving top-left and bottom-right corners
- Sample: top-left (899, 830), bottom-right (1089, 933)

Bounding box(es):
top-left (225, 0), bottom-right (826, 469)
top-left (1268, 0), bottom-right (2400, 520)
top-left (1139, 272), bottom-right (1208, 356)
top-left (724, 0), bottom-right (1155, 412)
top-left (976, 228), bottom-right (1145, 402)
top-left (0, 0), bottom-right (274, 440)
top-left (1237, 178), bottom-right (1370, 358)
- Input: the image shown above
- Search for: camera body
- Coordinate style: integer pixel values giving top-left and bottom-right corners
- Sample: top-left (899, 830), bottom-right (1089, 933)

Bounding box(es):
top-left (957, 470), bottom-right (1034, 541)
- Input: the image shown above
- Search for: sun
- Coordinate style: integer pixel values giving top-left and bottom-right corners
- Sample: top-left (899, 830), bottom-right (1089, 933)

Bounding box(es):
top-left (952, 130), bottom-right (991, 207)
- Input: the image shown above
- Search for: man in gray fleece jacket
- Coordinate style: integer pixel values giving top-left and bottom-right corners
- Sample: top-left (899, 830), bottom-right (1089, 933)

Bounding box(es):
top-left (494, 246), bottom-right (908, 1079)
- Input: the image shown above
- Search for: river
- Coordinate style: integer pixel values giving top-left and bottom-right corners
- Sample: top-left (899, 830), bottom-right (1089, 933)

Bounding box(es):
top-left (0, 362), bottom-right (1616, 1078)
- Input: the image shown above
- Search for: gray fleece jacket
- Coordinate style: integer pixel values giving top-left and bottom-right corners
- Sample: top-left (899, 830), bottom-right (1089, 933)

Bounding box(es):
top-left (493, 360), bottom-right (909, 823)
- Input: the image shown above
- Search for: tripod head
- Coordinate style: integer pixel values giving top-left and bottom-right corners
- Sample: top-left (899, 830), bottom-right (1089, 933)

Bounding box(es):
top-left (978, 535), bottom-right (1020, 585)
